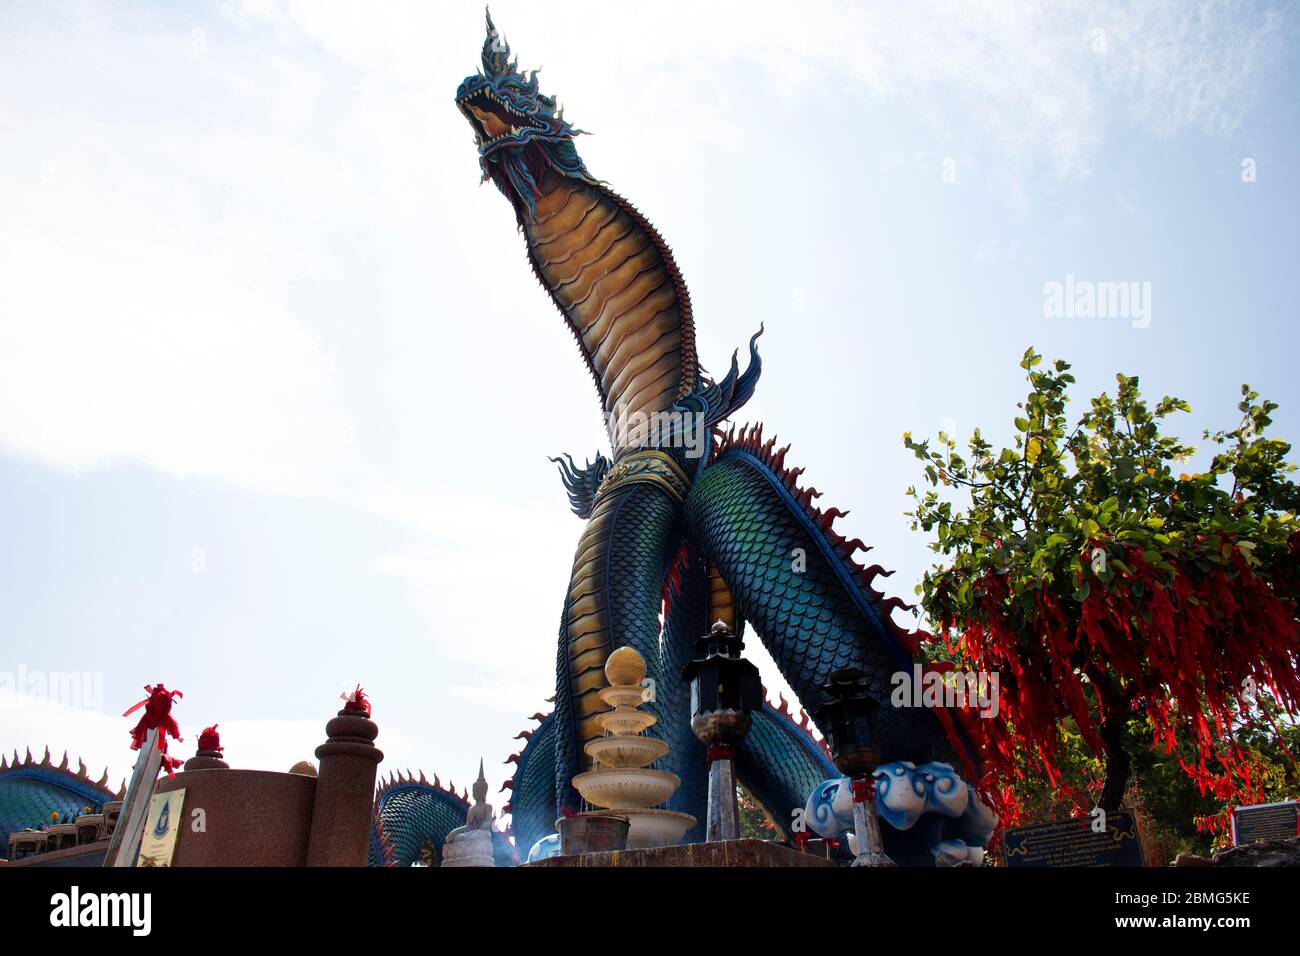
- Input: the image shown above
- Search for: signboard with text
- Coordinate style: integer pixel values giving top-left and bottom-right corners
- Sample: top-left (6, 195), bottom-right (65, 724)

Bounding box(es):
top-left (1003, 811), bottom-right (1144, 867)
top-left (1231, 800), bottom-right (1299, 847)
top-left (136, 788), bottom-right (185, 867)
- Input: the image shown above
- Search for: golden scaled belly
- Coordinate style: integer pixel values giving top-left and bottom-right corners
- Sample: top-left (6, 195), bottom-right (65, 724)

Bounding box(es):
top-left (561, 473), bottom-right (684, 763)
top-left (564, 488), bottom-right (617, 749)
top-left (524, 171), bottom-right (695, 445)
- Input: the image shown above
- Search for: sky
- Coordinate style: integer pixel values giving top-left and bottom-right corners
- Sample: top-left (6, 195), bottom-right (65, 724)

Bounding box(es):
top-left (1, 1), bottom-right (1297, 821)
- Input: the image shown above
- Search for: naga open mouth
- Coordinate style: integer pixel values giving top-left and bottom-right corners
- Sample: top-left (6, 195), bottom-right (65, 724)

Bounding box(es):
top-left (457, 86), bottom-right (545, 148)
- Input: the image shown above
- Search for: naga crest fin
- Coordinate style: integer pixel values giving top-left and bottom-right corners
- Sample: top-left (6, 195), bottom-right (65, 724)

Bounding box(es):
top-left (549, 451), bottom-right (611, 519)
top-left (673, 325), bottom-right (764, 433)
top-left (482, 7), bottom-right (514, 79)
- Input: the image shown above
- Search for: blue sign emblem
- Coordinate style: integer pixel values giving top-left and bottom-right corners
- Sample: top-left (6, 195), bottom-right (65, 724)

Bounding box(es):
top-left (152, 800), bottom-right (171, 839)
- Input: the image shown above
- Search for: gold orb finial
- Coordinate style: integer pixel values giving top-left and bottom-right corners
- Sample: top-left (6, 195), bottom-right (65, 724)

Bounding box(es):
top-left (605, 646), bottom-right (647, 687)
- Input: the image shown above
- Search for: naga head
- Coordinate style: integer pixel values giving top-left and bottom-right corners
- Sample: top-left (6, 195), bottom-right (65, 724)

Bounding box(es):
top-left (455, 9), bottom-right (594, 221)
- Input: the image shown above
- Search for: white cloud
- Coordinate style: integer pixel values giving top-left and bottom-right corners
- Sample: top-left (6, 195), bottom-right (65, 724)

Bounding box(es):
top-left (0, 0), bottom-right (1284, 501)
top-left (0, 695), bottom-right (129, 791)
top-left (0, 8), bottom-right (366, 500)
top-left (363, 485), bottom-right (576, 686)
top-left (0, 234), bottom-right (359, 499)
top-left (1096, 0), bottom-right (1287, 138)
top-left (230, 0), bottom-right (1286, 181)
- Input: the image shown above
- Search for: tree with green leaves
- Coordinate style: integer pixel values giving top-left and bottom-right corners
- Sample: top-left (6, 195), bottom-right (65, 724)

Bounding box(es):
top-left (904, 349), bottom-right (1300, 827)
top-left (736, 784), bottom-right (779, 840)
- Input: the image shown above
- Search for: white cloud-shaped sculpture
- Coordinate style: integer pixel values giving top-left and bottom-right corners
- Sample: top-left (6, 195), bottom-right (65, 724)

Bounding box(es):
top-left (803, 761), bottom-right (997, 864)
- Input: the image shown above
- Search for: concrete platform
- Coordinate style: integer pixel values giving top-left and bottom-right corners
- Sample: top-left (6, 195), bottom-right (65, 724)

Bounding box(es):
top-left (526, 838), bottom-right (836, 868)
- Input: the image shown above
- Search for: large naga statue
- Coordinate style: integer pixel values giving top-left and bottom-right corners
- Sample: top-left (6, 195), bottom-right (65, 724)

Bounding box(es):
top-left (453, 12), bottom-right (985, 864)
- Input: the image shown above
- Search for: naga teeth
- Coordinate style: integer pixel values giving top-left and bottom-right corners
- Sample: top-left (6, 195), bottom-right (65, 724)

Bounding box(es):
top-left (480, 87), bottom-right (528, 118)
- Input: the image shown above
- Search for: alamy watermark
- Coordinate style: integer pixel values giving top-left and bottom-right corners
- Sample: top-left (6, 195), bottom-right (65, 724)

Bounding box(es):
top-left (1043, 274), bottom-right (1151, 329)
top-left (0, 665), bottom-right (104, 711)
top-left (890, 664), bottom-right (1000, 718)
top-left (604, 402), bottom-right (707, 458)
top-left (50, 887), bottom-right (151, 936)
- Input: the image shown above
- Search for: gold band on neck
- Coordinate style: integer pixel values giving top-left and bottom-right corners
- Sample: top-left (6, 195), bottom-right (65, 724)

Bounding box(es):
top-left (593, 449), bottom-right (690, 505)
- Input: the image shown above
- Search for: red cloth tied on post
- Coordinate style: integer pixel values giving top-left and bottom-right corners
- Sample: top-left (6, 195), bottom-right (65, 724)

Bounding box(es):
top-left (851, 777), bottom-right (875, 803)
top-left (340, 684), bottom-right (371, 717)
top-left (123, 683), bottom-right (184, 774)
top-left (198, 724), bottom-right (223, 754)
top-left (705, 744), bottom-right (736, 764)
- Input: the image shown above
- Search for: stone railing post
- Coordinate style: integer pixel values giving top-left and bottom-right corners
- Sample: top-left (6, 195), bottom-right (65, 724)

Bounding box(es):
top-left (306, 703), bottom-right (383, 866)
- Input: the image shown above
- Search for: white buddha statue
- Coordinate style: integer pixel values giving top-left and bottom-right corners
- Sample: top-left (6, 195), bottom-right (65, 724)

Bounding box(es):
top-left (441, 760), bottom-right (496, 867)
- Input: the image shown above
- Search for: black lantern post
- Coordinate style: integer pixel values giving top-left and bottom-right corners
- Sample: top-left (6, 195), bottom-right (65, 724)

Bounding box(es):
top-left (814, 667), bottom-right (895, 867)
top-left (682, 620), bottom-right (763, 841)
